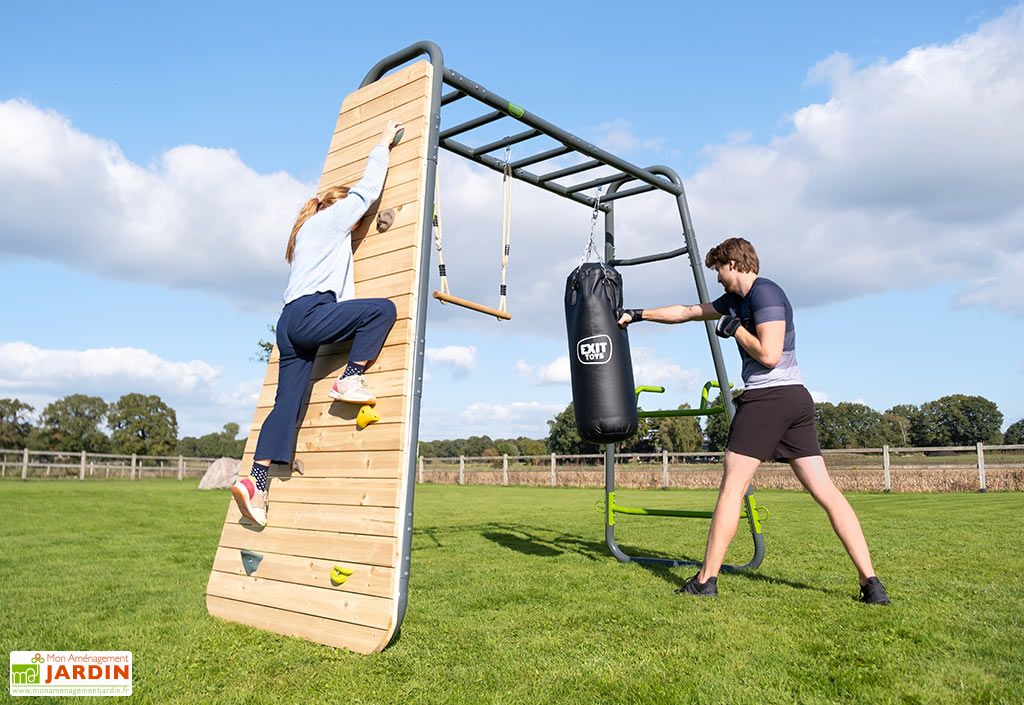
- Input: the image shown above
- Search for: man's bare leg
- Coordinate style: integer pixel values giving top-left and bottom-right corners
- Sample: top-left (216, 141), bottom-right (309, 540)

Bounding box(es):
top-left (697, 450), bottom-right (762, 582)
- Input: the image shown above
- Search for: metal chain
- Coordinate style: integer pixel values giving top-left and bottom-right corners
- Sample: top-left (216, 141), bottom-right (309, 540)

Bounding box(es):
top-left (578, 187), bottom-right (605, 266)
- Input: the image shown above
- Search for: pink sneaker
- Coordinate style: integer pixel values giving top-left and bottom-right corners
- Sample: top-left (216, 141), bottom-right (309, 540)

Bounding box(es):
top-left (230, 477), bottom-right (267, 527)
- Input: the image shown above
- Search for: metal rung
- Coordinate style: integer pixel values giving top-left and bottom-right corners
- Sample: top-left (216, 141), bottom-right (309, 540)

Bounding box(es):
top-left (510, 145), bottom-right (573, 169)
top-left (600, 184), bottom-right (658, 202)
top-left (439, 110), bottom-right (504, 140)
top-left (609, 245), bottom-right (688, 267)
top-left (441, 90), bottom-right (466, 105)
top-left (565, 171), bottom-right (630, 194)
top-left (536, 159), bottom-right (602, 183)
top-left (472, 129), bottom-right (543, 156)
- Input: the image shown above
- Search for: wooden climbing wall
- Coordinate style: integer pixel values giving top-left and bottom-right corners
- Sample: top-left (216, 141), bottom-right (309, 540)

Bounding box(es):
top-left (206, 60), bottom-right (434, 654)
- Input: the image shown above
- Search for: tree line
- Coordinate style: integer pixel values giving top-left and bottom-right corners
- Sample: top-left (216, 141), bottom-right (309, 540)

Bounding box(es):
top-left (421, 394), bottom-right (1023, 457)
top-left (0, 394), bottom-right (244, 458)
top-left (3, 392), bottom-right (1020, 460)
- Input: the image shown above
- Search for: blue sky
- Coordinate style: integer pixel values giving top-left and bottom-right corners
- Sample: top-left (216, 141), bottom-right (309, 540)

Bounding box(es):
top-left (1, 1), bottom-right (1021, 441)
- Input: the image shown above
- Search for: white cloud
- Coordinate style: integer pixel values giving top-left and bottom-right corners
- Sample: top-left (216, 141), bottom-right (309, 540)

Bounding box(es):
top-left (630, 347), bottom-right (701, 390)
top-left (5, 6), bottom-right (1024, 336)
top-left (457, 401), bottom-right (564, 438)
top-left (809, 389), bottom-right (829, 403)
top-left (593, 119), bottom-right (665, 154)
top-left (0, 99), bottom-right (304, 309)
top-left (0, 342), bottom-right (218, 391)
top-left (424, 345), bottom-right (476, 377)
top-left (0, 341), bottom-right (259, 437)
top-left (537, 355), bottom-right (571, 385)
top-left (515, 360), bottom-right (533, 377)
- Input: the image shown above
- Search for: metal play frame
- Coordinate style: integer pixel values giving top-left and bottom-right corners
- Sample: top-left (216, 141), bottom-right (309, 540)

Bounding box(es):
top-left (360, 43), bottom-right (764, 600)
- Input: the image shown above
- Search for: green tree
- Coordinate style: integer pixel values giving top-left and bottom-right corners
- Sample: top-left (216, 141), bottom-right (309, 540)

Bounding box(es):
top-left (494, 439), bottom-right (519, 457)
top-left (1005, 419), bottom-right (1024, 445)
top-left (108, 393), bottom-right (179, 455)
top-left (516, 437), bottom-right (547, 456)
top-left (910, 395), bottom-right (1003, 446)
top-left (648, 405), bottom-right (704, 452)
top-left (33, 394), bottom-right (110, 452)
top-left (815, 402), bottom-right (897, 449)
top-left (463, 435), bottom-right (495, 457)
top-left (0, 398), bottom-right (34, 449)
top-left (254, 325), bottom-right (277, 364)
top-left (545, 403), bottom-right (600, 455)
top-left (178, 423), bottom-right (245, 458)
top-left (883, 404), bottom-right (919, 446)
top-left (704, 395), bottom-right (730, 451)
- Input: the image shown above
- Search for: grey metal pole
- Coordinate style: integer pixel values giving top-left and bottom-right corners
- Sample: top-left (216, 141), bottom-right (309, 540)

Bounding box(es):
top-left (360, 41), bottom-right (445, 631)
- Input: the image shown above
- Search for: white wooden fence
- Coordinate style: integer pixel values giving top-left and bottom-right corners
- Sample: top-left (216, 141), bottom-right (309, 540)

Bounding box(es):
top-left (416, 444), bottom-right (1024, 493)
top-left (0, 448), bottom-right (221, 481)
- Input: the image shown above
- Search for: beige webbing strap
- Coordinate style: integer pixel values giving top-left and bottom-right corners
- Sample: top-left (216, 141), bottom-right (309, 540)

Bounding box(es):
top-left (498, 155), bottom-right (512, 315)
top-left (432, 171), bottom-right (450, 298)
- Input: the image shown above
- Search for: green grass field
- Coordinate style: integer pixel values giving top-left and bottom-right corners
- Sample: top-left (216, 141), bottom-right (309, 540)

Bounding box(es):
top-left (2, 481), bottom-right (1022, 704)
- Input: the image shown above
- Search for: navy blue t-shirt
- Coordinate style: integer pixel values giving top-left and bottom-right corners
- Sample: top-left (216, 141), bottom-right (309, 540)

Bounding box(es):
top-left (712, 277), bottom-right (802, 388)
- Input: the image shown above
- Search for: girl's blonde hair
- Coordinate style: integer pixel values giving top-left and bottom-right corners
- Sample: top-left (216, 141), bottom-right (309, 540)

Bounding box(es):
top-left (285, 186), bottom-right (350, 263)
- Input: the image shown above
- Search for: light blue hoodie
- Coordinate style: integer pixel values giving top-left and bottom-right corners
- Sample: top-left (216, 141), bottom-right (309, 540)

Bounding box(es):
top-left (282, 144), bottom-right (390, 304)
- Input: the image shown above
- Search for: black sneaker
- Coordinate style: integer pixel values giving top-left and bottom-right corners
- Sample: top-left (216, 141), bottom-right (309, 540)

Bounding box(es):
top-left (675, 574), bottom-right (718, 597)
top-left (860, 576), bottom-right (891, 605)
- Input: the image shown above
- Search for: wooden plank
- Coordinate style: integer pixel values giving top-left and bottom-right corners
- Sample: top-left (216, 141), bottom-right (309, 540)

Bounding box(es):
top-left (268, 319), bottom-right (412, 364)
top-left (264, 342), bottom-right (408, 383)
top-left (218, 523), bottom-right (396, 568)
top-left (353, 222), bottom-right (421, 260)
top-left (207, 572), bottom-right (392, 631)
top-left (329, 104), bottom-right (428, 157)
top-left (254, 367), bottom-right (408, 408)
top-left (240, 451), bottom-right (405, 479)
top-left (207, 595), bottom-right (388, 655)
top-left (333, 76), bottom-right (432, 132)
top-left (337, 60), bottom-right (429, 112)
top-left (211, 547), bottom-right (393, 598)
top-left (243, 422), bottom-right (405, 455)
top-left (320, 173), bottom-right (422, 213)
top-left (224, 501), bottom-right (397, 537)
top-left (353, 248), bottom-right (418, 284)
top-left (257, 477), bottom-right (402, 507)
top-left (322, 146), bottom-right (425, 197)
top-left (251, 397), bottom-right (406, 433)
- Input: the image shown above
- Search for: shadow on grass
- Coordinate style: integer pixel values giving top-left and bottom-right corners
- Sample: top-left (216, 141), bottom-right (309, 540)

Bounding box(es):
top-left (477, 523), bottom-right (835, 595)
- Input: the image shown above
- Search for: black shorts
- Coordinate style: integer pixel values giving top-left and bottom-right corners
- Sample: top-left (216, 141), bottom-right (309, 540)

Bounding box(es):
top-left (726, 384), bottom-right (822, 461)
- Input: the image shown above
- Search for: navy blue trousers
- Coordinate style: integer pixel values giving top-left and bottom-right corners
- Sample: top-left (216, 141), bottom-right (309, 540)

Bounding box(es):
top-left (254, 292), bottom-right (397, 464)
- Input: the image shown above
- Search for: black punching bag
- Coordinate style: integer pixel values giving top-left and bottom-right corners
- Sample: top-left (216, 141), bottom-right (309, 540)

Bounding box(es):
top-left (564, 263), bottom-right (638, 444)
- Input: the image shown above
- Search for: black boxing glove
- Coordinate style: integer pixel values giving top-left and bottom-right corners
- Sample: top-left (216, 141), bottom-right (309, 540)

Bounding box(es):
top-left (715, 314), bottom-right (741, 338)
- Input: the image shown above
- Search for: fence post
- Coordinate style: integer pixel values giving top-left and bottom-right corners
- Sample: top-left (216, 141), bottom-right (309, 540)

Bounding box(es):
top-left (502, 454), bottom-right (509, 486)
top-left (418, 456), bottom-right (424, 484)
top-left (22, 448), bottom-right (29, 481)
top-left (131, 453), bottom-right (137, 481)
top-left (550, 453), bottom-right (556, 487)
top-left (662, 450), bottom-right (669, 489)
top-left (882, 445), bottom-right (891, 493)
top-left (177, 455), bottom-right (184, 481)
top-left (458, 455), bottom-right (465, 485)
top-left (89, 462), bottom-right (94, 477)
top-left (977, 442), bottom-right (987, 493)
top-left (80, 450), bottom-right (86, 481)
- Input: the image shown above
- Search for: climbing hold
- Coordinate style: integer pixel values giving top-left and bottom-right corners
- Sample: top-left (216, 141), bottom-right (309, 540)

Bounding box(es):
top-left (331, 565), bottom-right (354, 585)
top-left (356, 405), bottom-right (381, 430)
top-left (376, 208), bottom-right (396, 232)
top-left (390, 126), bottom-right (404, 147)
top-left (240, 550), bottom-right (264, 576)
top-left (291, 458), bottom-right (305, 475)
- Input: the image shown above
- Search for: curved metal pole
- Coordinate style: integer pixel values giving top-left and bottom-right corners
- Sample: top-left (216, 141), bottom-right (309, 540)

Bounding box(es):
top-left (362, 40), bottom-right (447, 630)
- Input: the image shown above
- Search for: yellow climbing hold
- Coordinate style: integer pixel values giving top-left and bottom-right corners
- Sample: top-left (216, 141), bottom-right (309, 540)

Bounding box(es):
top-left (356, 405), bottom-right (381, 430)
top-left (331, 565), bottom-right (354, 585)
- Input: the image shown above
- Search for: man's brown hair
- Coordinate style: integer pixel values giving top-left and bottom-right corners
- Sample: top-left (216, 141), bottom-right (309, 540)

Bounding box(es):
top-left (704, 237), bottom-right (759, 274)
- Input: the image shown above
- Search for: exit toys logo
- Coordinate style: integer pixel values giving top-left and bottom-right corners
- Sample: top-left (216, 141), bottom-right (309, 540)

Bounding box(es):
top-left (9, 651), bottom-right (132, 697)
top-left (577, 335), bottom-right (613, 365)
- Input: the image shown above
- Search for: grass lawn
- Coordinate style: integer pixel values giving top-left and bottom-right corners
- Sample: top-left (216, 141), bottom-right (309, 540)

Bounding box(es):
top-left (1, 481), bottom-right (1022, 704)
